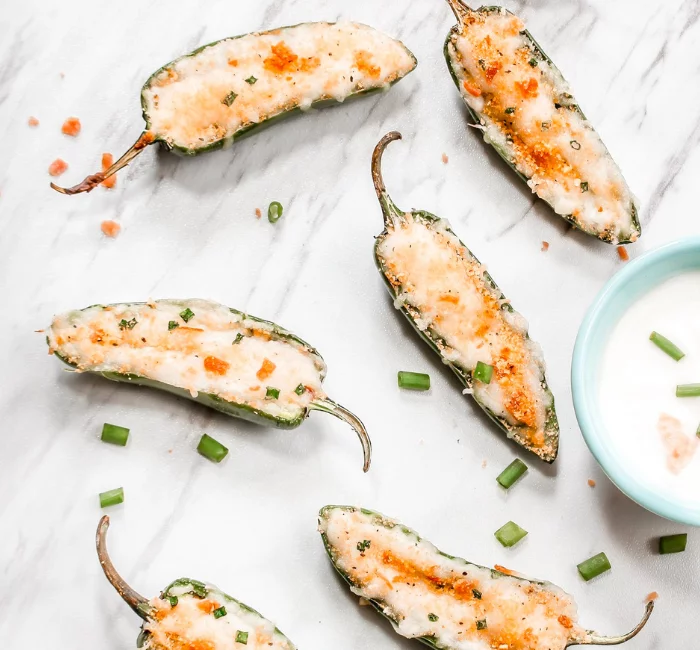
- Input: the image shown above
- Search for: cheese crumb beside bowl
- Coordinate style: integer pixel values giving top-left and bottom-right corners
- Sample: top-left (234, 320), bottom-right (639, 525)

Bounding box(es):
top-left (572, 237), bottom-right (700, 526)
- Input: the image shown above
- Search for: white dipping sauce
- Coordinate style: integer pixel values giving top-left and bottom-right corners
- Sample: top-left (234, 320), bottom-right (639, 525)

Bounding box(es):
top-left (598, 271), bottom-right (700, 507)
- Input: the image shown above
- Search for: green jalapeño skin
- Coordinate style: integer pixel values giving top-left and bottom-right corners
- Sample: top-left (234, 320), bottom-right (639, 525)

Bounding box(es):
top-left (51, 21), bottom-right (416, 195)
top-left (319, 505), bottom-right (654, 650)
top-left (47, 299), bottom-right (371, 471)
top-left (443, 0), bottom-right (640, 244)
top-left (372, 132), bottom-right (558, 462)
top-left (96, 516), bottom-right (297, 650)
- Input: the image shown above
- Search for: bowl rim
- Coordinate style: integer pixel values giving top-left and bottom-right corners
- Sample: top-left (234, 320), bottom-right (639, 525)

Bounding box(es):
top-left (572, 236), bottom-right (700, 526)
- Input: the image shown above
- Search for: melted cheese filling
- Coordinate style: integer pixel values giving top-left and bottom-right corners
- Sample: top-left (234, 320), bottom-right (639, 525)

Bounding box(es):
top-left (145, 588), bottom-right (294, 650)
top-left (47, 299), bottom-right (325, 419)
top-left (377, 214), bottom-right (550, 448)
top-left (448, 9), bottom-right (636, 243)
top-left (320, 507), bottom-right (585, 650)
top-left (143, 22), bottom-right (415, 149)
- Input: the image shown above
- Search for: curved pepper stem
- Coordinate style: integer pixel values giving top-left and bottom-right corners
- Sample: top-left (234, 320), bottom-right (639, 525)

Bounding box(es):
top-left (371, 131), bottom-right (405, 226)
top-left (51, 132), bottom-right (155, 195)
top-left (567, 601), bottom-right (654, 646)
top-left (444, 0), bottom-right (471, 29)
top-left (96, 515), bottom-right (152, 620)
top-left (309, 398), bottom-right (372, 473)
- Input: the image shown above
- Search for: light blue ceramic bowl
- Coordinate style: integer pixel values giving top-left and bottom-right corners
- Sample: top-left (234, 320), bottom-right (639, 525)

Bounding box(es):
top-left (572, 237), bottom-right (700, 526)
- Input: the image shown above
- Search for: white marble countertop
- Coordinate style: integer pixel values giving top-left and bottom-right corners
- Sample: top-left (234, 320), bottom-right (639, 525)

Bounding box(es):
top-left (1, 0), bottom-right (698, 647)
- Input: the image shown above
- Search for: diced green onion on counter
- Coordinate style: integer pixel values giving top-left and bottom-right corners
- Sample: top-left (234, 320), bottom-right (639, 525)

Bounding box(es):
top-left (659, 533), bottom-right (687, 555)
top-left (649, 331), bottom-right (685, 361)
top-left (577, 552), bottom-right (611, 581)
top-left (99, 487), bottom-right (124, 509)
top-left (268, 201), bottom-right (283, 223)
top-left (101, 422), bottom-right (130, 446)
top-left (676, 384), bottom-right (700, 398)
top-left (473, 361), bottom-right (493, 384)
top-left (494, 521), bottom-right (528, 547)
top-left (197, 433), bottom-right (229, 463)
top-left (397, 371), bottom-right (431, 391)
top-left (496, 459), bottom-right (528, 489)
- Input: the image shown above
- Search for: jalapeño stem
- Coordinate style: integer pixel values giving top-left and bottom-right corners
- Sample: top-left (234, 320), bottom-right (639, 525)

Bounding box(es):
top-left (371, 131), bottom-right (405, 225)
top-left (444, 0), bottom-right (471, 29)
top-left (309, 398), bottom-right (372, 473)
top-left (51, 132), bottom-right (155, 195)
top-left (567, 601), bottom-right (654, 646)
top-left (96, 516), bottom-right (151, 620)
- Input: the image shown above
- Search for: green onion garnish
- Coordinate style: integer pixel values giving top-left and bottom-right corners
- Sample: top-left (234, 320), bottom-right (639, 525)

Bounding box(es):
top-left (213, 606), bottom-right (227, 619)
top-left (233, 333), bottom-right (244, 345)
top-left (472, 588), bottom-right (482, 599)
top-left (265, 387), bottom-right (280, 400)
top-left (101, 423), bottom-right (130, 446)
top-left (119, 318), bottom-right (137, 330)
top-left (268, 201), bottom-right (283, 223)
top-left (235, 630), bottom-right (249, 645)
top-left (494, 521), bottom-right (527, 547)
top-left (580, 181), bottom-right (589, 192)
top-left (570, 140), bottom-right (581, 150)
top-left (397, 371), bottom-right (431, 391)
top-left (496, 458), bottom-right (528, 489)
top-left (676, 384), bottom-right (700, 397)
top-left (168, 596), bottom-right (178, 607)
top-left (650, 331), bottom-right (685, 361)
top-left (528, 58), bottom-right (538, 67)
top-left (357, 540), bottom-right (371, 552)
top-left (168, 321), bottom-right (179, 331)
top-left (577, 552), bottom-right (611, 581)
top-left (541, 121), bottom-right (551, 130)
top-left (245, 76), bottom-right (257, 84)
top-left (222, 91), bottom-right (237, 106)
top-left (428, 613), bottom-right (439, 622)
top-left (295, 383), bottom-right (306, 395)
top-left (659, 533), bottom-right (687, 554)
top-left (197, 433), bottom-right (228, 463)
top-left (473, 361), bottom-right (493, 384)
top-left (192, 583), bottom-right (207, 598)
top-left (179, 307), bottom-right (195, 323)
top-left (505, 107), bottom-right (515, 114)
top-left (99, 487), bottom-right (124, 508)
top-left (476, 619), bottom-right (487, 630)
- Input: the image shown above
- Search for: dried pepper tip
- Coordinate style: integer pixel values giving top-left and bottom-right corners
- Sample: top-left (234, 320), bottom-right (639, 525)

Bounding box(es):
top-left (51, 132), bottom-right (155, 195)
top-left (96, 515), bottom-right (152, 620)
top-left (309, 398), bottom-right (372, 472)
top-left (567, 601), bottom-right (654, 647)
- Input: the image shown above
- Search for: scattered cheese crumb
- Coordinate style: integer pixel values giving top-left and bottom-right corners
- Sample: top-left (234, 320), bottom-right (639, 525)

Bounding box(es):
top-left (541, 241), bottom-right (549, 252)
top-left (587, 479), bottom-right (596, 488)
top-left (28, 116), bottom-right (39, 127)
top-left (617, 246), bottom-right (629, 262)
top-left (645, 591), bottom-right (658, 602)
top-left (101, 220), bottom-right (121, 238)
top-left (441, 153), bottom-right (449, 164)
top-left (101, 153), bottom-right (116, 188)
top-left (61, 117), bottom-right (81, 136)
top-left (48, 159), bottom-right (68, 176)
top-left (255, 208), bottom-right (262, 219)
top-left (481, 459), bottom-right (487, 468)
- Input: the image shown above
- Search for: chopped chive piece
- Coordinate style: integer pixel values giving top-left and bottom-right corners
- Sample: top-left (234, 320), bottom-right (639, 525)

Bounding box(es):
top-left (541, 121), bottom-right (551, 130)
top-left (570, 140), bottom-right (581, 150)
top-left (235, 630), bottom-right (249, 645)
top-left (119, 318), bottom-right (137, 330)
top-left (494, 521), bottom-right (527, 547)
top-left (650, 331), bottom-right (685, 361)
top-left (233, 333), bottom-right (244, 345)
top-left (268, 201), bottom-right (283, 223)
top-left (659, 533), bottom-right (687, 554)
top-left (504, 106), bottom-right (515, 114)
top-left (101, 422), bottom-right (130, 446)
top-left (191, 583), bottom-right (207, 598)
top-left (357, 539), bottom-right (371, 552)
top-left (222, 91), bottom-right (237, 106)
top-left (179, 307), bottom-right (195, 323)
top-left (428, 613), bottom-right (439, 622)
top-left (473, 361), bottom-right (493, 384)
top-left (496, 458), bottom-right (528, 489)
top-left (476, 619), bottom-right (487, 630)
top-left (397, 371), bottom-right (431, 391)
top-left (168, 320), bottom-right (179, 331)
top-left (245, 76), bottom-right (257, 84)
top-left (528, 58), bottom-right (538, 67)
top-left (265, 387), bottom-right (280, 400)
top-left (197, 433), bottom-right (228, 463)
top-left (472, 588), bottom-right (482, 599)
top-left (213, 606), bottom-right (227, 619)
top-left (295, 383), bottom-right (306, 395)
top-left (99, 487), bottom-right (124, 508)
top-left (676, 383), bottom-right (700, 397)
top-left (580, 181), bottom-right (589, 193)
top-left (168, 596), bottom-right (178, 607)
top-left (577, 552), bottom-right (611, 581)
